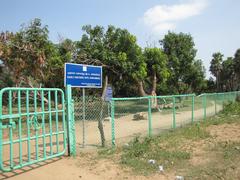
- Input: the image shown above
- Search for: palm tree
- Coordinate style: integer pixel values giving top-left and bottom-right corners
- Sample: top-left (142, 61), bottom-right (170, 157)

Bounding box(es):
top-left (210, 52), bottom-right (223, 92)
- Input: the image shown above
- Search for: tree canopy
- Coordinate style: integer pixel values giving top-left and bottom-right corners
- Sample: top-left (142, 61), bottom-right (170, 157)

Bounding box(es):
top-left (1, 18), bottom-right (239, 96)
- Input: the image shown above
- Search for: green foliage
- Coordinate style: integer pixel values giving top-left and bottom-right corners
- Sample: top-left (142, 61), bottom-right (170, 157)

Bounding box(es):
top-left (0, 18), bottom-right (63, 87)
top-left (208, 49), bottom-right (240, 92)
top-left (75, 25), bottom-right (146, 96)
top-left (210, 52), bottom-right (223, 77)
top-left (2, 18), bottom-right (239, 95)
top-left (185, 59), bottom-right (207, 93)
top-left (233, 49), bottom-right (240, 76)
top-left (143, 47), bottom-right (169, 93)
top-left (209, 52), bottom-right (223, 91)
top-left (219, 57), bottom-right (235, 91)
top-left (143, 48), bottom-right (168, 78)
top-left (160, 31), bottom-right (205, 94)
top-left (0, 70), bottom-right (14, 89)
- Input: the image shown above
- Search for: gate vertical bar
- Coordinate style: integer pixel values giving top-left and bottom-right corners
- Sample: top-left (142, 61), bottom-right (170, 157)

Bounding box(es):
top-left (8, 90), bottom-right (13, 168)
top-left (34, 90), bottom-right (39, 160)
top-left (26, 90), bottom-right (31, 162)
top-left (62, 92), bottom-right (67, 151)
top-left (55, 91), bottom-right (59, 153)
top-left (48, 91), bottom-right (53, 155)
top-left (41, 90), bottom-right (46, 159)
top-left (18, 90), bottom-right (23, 165)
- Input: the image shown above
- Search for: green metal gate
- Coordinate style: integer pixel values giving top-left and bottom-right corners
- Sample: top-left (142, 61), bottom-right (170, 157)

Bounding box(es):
top-left (0, 87), bottom-right (67, 172)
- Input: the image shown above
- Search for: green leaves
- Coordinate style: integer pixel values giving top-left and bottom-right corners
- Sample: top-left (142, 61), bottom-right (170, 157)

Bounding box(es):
top-left (210, 52), bottom-right (223, 77)
top-left (161, 32), bottom-right (203, 94)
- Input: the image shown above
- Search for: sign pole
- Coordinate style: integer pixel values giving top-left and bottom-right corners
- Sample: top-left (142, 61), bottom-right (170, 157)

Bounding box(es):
top-left (82, 88), bottom-right (86, 147)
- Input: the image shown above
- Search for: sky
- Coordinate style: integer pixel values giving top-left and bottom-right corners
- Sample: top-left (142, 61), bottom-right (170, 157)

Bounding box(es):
top-left (1, 0), bottom-right (240, 78)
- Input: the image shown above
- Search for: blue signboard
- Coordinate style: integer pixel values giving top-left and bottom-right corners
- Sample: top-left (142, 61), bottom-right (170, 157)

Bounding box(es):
top-left (104, 86), bottom-right (113, 101)
top-left (64, 63), bottom-right (102, 88)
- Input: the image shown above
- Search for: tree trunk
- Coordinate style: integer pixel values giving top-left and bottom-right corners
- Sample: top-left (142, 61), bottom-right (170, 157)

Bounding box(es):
top-left (99, 75), bottom-right (107, 147)
top-left (137, 81), bottom-right (147, 96)
top-left (101, 75), bottom-right (108, 99)
top-left (151, 71), bottom-right (157, 94)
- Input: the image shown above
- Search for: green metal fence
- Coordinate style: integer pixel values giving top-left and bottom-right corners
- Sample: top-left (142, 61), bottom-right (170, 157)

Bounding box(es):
top-left (0, 87), bottom-right (67, 172)
top-left (110, 91), bottom-right (240, 146)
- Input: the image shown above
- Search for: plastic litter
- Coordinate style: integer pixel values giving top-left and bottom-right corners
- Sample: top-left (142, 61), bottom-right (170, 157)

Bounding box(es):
top-left (158, 165), bottom-right (164, 172)
top-left (148, 159), bottom-right (156, 164)
top-left (175, 176), bottom-right (184, 180)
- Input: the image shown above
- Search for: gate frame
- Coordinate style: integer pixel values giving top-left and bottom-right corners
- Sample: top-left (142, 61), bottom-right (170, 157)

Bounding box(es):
top-left (0, 87), bottom-right (75, 172)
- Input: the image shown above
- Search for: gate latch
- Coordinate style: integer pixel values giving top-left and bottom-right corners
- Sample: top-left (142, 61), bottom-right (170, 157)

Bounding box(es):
top-left (2, 121), bottom-right (16, 129)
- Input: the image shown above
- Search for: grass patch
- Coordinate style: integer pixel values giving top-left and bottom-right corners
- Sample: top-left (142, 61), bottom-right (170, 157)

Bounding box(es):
top-left (121, 136), bottom-right (190, 175)
top-left (119, 122), bottom-right (210, 175)
top-left (98, 102), bottom-right (240, 177)
top-left (204, 102), bottom-right (240, 126)
top-left (98, 147), bottom-right (117, 158)
top-left (186, 141), bottom-right (240, 179)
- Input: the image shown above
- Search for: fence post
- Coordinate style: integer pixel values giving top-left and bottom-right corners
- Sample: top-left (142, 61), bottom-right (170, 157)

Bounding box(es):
top-left (214, 93), bottom-right (217, 115)
top-left (191, 95), bottom-right (194, 123)
top-left (111, 100), bottom-right (115, 147)
top-left (172, 96), bottom-right (176, 128)
top-left (148, 97), bottom-right (152, 136)
top-left (66, 85), bottom-right (76, 156)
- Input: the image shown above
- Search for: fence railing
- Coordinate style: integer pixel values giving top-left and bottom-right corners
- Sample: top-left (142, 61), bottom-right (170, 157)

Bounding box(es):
top-left (110, 91), bottom-right (240, 146)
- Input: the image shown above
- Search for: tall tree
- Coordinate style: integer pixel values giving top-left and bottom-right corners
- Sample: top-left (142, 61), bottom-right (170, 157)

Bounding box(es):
top-left (184, 59), bottom-right (206, 93)
top-left (160, 32), bottom-right (197, 94)
top-left (75, 25), bottom-right (146, 97)
top-left (233, 49), bottom-right (240, 90)
top-left (220, 57), bottom-right (235, 91)
top-left (0, 18), bottom-right (60, 88)
top-left (142, 47), bottom-right (169, 95)
top-left (209, 52), bottom-right (223, 91)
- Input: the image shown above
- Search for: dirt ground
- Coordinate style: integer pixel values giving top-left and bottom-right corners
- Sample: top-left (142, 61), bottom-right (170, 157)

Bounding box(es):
top-left (0, 103), bottom-right (223, 179)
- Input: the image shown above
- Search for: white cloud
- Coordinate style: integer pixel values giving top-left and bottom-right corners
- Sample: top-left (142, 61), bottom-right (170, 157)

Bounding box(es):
top-left (143, 0), bottom-right (208, 34)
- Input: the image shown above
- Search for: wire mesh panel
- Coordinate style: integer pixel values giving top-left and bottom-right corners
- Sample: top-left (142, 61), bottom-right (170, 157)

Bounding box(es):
top-left (0, 88), bottom-right (66, 172)
top-left (202, 94), bottom-right (214, 119)
top-left (113, 98), bottom-right (149, 145)
top-left (192, 95), bottom-right (203, 122)
top-left (151, 96), bottom-right (174, 135)
top-left (174, 95), bottom-right (194, 127)
top-left (73, 96), bottom-right (111, 147)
